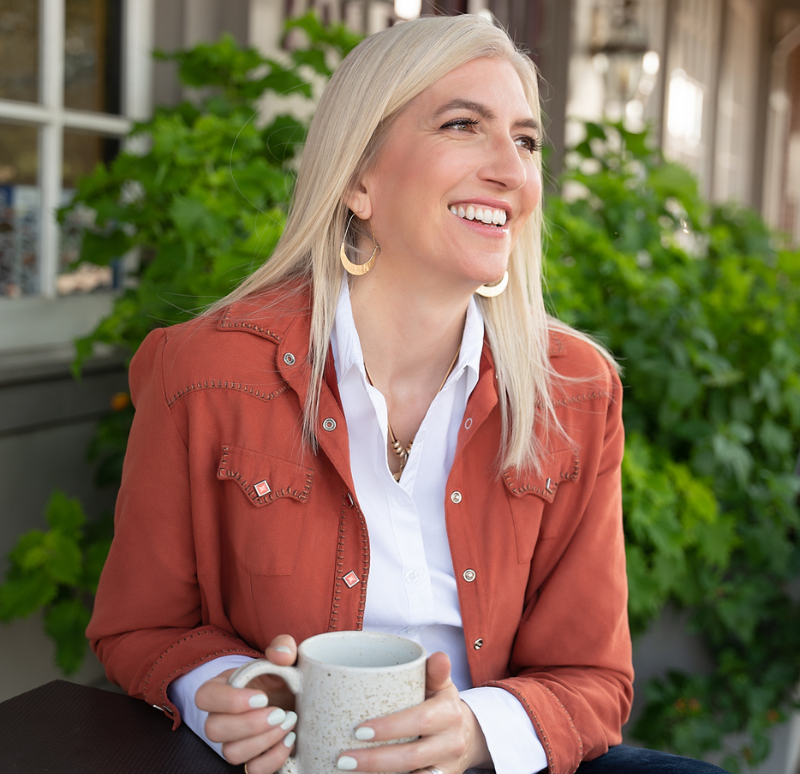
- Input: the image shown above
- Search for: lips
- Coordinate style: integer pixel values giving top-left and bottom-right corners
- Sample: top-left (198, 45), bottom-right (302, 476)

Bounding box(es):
top-left (449, 203), bottom-right (508, 226)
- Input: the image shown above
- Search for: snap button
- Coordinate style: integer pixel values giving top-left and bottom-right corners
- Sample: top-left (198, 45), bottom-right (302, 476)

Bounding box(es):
top-left (322, 418), bottom-right (337, 431)
top-left (450, 491), bottom-right (462, 504)
top-left (464, 417), bottom-right (473, 429)
top-left (283, 352), bottom-right (296, 366)
top-left (473, 638), bottom-right (484, 650)
top-left (463, 569), bottom-right (476, 583)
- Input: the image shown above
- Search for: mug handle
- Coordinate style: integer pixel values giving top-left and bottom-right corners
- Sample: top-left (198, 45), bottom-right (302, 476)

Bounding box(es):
top-left (227, 659), bottom-right (303, 696)
top-left (227, 660), bottom-right (302, 774)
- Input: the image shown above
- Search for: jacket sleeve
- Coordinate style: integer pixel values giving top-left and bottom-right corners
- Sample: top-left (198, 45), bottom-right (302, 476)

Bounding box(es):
top-left (484, 359), bottom-right (633, 774)
top-left (86, 329), bottom-right (262, 727)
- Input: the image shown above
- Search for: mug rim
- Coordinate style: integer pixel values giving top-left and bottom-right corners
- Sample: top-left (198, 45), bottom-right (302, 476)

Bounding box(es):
top-left (299, 630), bottom-right (426, 671)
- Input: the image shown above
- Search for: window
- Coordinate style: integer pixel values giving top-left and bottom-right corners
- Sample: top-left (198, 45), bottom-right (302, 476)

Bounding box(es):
top-left (0, 0), bottom-right (152, 350)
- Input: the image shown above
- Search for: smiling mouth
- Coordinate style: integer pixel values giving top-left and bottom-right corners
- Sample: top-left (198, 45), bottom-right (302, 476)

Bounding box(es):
top-left (449, 204), bottom-right (508, 227)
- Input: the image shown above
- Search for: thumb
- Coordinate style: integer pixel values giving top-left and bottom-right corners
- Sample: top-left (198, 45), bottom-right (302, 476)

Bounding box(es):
top-left (425, 651), bottom-right (453, 697)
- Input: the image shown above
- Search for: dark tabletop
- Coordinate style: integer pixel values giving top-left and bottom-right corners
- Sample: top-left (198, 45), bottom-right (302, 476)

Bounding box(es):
top-left (0, 679), bottom-right (240, 773)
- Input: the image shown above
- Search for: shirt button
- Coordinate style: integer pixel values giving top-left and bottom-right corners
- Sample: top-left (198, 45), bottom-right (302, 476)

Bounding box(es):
top-left (322, 418), bottom-right (336, 431)
top-left (404, 569), bottom-right (420, 584)
top-left (450, 491), bottom-right (462, 504)
top-left (283, 352), bottom-right (296, 366)
top-left (473, 638), bottom-right (484, 650)
top-left (463, 569), bottom-right (476, 583)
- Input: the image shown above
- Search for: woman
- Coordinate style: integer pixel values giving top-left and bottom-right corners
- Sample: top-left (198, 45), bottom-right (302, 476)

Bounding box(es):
top-left (87, 14), bottom-right (728, 774)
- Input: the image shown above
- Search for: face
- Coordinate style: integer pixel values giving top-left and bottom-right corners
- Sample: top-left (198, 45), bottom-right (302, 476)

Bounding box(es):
top-left (348, 57), bottom-right (542, 293)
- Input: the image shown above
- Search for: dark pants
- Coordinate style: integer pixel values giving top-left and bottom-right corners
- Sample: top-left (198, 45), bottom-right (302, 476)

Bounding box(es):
top-left (575, 745), bottom-right (730, 773)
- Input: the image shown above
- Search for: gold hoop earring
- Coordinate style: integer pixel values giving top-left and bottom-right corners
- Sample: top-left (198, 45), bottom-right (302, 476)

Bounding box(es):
top-left (475, 271), bottom-right (509, 298)
top-left (340, 213), bottom-right (380, 276)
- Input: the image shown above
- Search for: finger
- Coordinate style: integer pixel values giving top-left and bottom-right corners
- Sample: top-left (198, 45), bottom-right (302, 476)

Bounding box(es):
top-left (425, 652), bottom-right (453, 696)
top-left (206, 706), bottom-right (291, 744)
top-left (265, 634), bottom-right (297, 665)
top-left (336, 732), bottom-right (459, 774)
top-left (219, 712), bottom-right (297, 765)
top-left (239, 729), bottom-right (296, 774)
top-left (352, 689), bottom-right (461, 744)
top-left (196, 669), bottom-right (270, 714)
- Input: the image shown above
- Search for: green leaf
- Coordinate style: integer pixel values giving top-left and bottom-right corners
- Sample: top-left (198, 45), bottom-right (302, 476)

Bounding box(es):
top-left (44, 598), bottom-right (92, 675)
top-left (45, 491), bottom-right (86, 536)
top-left (0, 574), bottom-right (58, 620)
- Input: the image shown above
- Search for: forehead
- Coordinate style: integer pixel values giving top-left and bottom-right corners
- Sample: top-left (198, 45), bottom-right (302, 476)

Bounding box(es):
top-left (406, 57), bottom-right (532, 120)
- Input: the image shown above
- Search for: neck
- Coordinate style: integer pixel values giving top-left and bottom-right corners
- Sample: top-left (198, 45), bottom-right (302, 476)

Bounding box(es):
top-left (348, 271), bottom-right (470, 392)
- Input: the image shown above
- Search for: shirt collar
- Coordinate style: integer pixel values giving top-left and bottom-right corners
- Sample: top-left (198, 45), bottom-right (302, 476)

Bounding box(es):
top-left (331, 280), bottom-right (485, 396)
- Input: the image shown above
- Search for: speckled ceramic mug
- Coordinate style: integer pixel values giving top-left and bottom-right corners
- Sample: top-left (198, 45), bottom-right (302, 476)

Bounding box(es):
top-left (227, 631), bottom-right (427, 774)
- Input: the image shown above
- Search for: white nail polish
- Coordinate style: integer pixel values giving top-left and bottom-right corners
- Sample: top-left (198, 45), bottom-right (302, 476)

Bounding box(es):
top-left (248, 694), bottom-right (268, 709)
top-left (337, 755), bottom-right (358, 770)
top-left (284, 731), bottom-right (297, 748)
top-left (273, 646), bottom-right (292, 654)
top-left (354, 727), bottom-right (375, 741)
top-left (268, 708), bottom-right (287, 726)
top-left (281, 711), bottom-right (298, 730)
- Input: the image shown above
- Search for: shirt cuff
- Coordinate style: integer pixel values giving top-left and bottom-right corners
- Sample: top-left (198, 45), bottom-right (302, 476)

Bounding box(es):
top-left (167, 655), bottom-right (257, 757)
top-left (460, 686), bottom-right (548, 774)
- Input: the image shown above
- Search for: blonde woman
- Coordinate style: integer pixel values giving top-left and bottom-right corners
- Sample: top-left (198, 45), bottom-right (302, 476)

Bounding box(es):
top-left (88, 14), bottom-right (728, 774)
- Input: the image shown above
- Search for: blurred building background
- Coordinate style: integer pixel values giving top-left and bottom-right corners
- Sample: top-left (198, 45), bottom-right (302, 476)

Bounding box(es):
top-left (1, 1), bottom-right (799, 771)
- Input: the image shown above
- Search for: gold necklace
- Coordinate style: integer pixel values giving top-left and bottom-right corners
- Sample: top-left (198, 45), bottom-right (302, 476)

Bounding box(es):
top-left (364, 346), bottom-right (461, 481)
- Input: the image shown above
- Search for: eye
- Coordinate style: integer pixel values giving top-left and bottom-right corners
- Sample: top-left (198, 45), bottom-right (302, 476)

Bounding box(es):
top-left (441, 117), bottom-right (479, 132)
top-left (516, 135), bottom-right (543, 153)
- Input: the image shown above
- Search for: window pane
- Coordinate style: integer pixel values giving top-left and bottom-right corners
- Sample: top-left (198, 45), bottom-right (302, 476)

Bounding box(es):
top-left (0, 1), bottom-right (40, 103)
top-left (59, 129), bottom-right (122, 295)
top-left (0, 123), bottom-right (40, 298)
top-left (64, 0), bottom-right (122, 114)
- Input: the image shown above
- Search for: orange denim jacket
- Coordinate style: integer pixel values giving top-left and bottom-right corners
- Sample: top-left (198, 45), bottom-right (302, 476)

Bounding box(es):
top-left (87, 284), bottom-right (633, 774)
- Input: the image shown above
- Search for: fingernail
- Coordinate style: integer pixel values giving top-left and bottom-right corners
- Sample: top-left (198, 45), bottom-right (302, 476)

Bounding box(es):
top-left (354, 727), bottom-right (375, 741)
top-left (268, 708), bottom-right (287, 726)
top-left (273, 646), bottom-right (292, 654)
top-left (249, 693), bottom-right (268, 709)
top-left (281, 711), bottom-right (298, 730)
top-left (284, 731), bottom-right (297, 748)
top-left (337, 756), bottom-right (358, 770)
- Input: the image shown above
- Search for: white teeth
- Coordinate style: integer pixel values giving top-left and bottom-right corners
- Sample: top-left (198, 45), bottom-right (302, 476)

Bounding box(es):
top-left (450, 204), bottom-right (508, 226)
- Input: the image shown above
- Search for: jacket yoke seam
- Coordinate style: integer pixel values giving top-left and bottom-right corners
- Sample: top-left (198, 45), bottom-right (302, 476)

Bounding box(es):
top-left (167, 380), bottom-right (290, 407)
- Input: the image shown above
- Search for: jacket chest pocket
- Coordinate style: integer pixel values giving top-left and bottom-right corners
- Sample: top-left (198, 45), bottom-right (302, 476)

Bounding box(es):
top-left (502, 447), bottom-right (580, 562)
top-left (217, 445), bottom-right (314, 576)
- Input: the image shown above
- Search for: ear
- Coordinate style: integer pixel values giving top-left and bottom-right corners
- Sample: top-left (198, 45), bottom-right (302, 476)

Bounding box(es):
top-left (343, 178), bottom-right (373, 221)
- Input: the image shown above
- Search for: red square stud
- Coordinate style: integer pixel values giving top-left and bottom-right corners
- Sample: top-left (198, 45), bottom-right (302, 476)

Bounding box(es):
top-left (254, 480), bottom-right (271, 497)
top-left (343, 571), bottom-right (360, 588)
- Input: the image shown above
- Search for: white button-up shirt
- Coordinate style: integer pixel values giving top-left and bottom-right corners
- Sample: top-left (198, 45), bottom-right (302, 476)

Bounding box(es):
top-left (170, 282), bottom-right (546, 773)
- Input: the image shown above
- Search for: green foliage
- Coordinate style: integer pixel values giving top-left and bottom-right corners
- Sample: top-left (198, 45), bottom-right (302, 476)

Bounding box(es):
top-left (545, 120), bottom-right (800, 769)
top-left (58, 15), bottom-right (358, 375)
top-left (0, 492), bottom-right (112, 673)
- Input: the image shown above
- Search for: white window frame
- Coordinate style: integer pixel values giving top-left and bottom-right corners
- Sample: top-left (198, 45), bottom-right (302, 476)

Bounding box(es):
top-left (0, 0), bottom-right (153, 352)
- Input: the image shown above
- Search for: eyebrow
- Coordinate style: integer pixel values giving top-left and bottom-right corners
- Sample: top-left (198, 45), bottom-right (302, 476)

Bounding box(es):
top-left (434, 98), bottom-right (540, 132)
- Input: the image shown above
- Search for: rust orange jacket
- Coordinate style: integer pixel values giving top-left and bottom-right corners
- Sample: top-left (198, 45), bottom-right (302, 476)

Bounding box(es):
top-left (87, 285), bottom-right (633, 774)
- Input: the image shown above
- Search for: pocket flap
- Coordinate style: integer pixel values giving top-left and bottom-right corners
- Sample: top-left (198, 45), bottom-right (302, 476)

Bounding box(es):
top-left (502, 447), bottom-right (580, 503)
top-left (217, 445), bottom-right (313, 506)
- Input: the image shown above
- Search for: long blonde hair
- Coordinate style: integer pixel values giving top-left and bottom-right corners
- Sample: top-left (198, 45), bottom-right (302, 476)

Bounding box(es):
top-left (212, 14), bottom-right (590, 471)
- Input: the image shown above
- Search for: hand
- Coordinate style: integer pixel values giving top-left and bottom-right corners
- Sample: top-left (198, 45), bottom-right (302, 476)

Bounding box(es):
top-left (335, 652), bottom-right (491, 774)
top-left (196, 635), bottom-right (299, 773)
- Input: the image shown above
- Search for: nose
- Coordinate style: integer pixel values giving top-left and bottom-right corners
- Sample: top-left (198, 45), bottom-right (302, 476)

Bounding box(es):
top-left (478, 137), bottom-right (528, 190)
